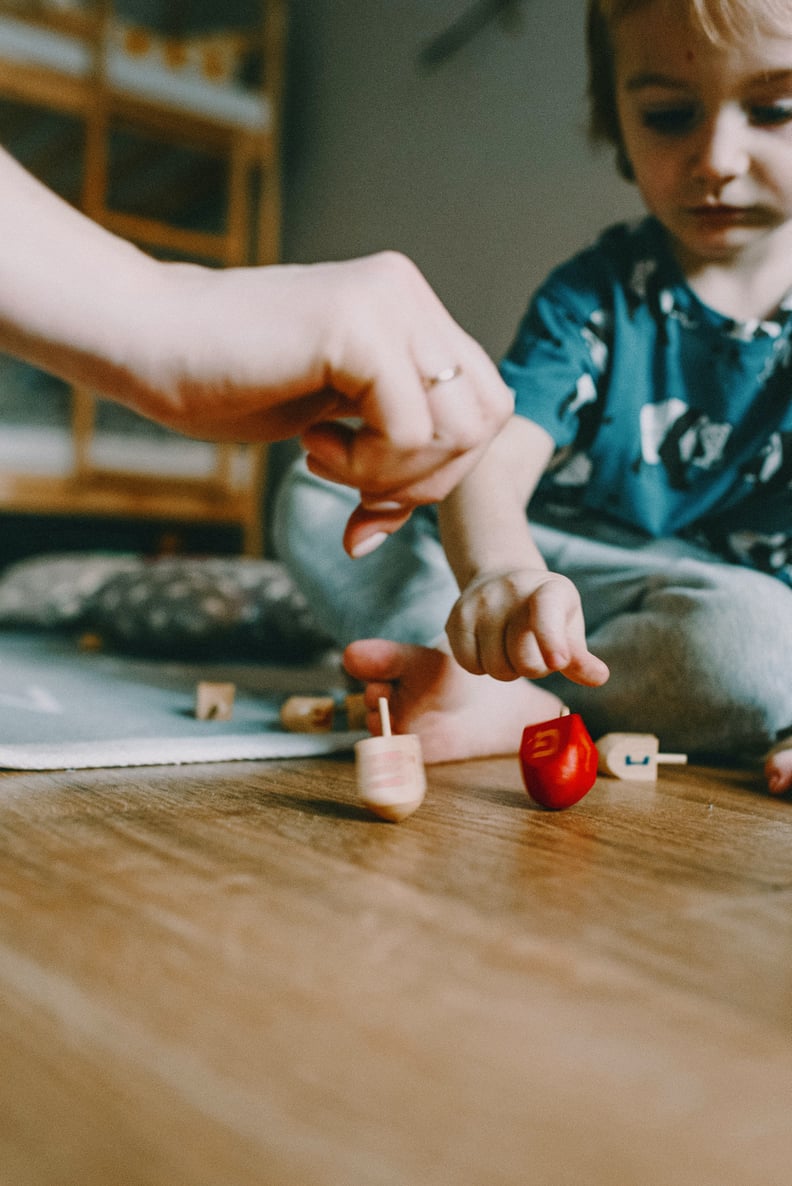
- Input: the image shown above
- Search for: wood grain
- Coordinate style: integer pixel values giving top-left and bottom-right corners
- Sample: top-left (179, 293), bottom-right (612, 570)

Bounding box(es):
top-left (0, 754), bottom-right (791, 1185)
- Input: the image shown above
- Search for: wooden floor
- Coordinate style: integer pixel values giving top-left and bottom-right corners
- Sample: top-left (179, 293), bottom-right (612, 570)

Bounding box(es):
top-left (1, 752), bottom-right (791, 1185)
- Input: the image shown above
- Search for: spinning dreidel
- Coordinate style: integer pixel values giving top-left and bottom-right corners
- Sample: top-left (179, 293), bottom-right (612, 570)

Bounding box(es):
top-left (596, 732), bottom-right (687, 781)
top-left (355, 697), bottom-right (426, 822)
top-left (519, 712), bottom-right (598, 810)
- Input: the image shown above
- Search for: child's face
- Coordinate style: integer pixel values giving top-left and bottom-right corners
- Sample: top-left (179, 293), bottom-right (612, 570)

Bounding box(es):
top-left (613, 0), bottom-right (792, 269)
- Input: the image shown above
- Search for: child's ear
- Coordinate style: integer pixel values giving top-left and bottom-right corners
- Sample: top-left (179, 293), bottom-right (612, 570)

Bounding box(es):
top-left (617, 144), bottom-right (635, 181)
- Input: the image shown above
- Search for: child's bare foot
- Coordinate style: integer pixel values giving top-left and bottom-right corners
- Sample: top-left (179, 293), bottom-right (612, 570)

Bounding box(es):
top-left (343, 638), bottom-right (566, 764)
top-left (765, 744), bottom-right (792, 796)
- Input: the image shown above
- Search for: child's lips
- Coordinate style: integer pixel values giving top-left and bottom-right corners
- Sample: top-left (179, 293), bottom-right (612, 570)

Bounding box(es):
top-left (685, 204), bottom-right (753, 222)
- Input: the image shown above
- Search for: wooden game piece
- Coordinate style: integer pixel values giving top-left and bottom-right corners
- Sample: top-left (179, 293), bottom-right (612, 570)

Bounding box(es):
top-left (195, 681), bottom-right (235, 721)
top-left (279, 695), bottom-right (335, 733)
top-left (595, 732), bottom-right (688, 781)
top-left (519, 713), bottom-right (598, 810)
top-left (355, 697), bottom-right (426, 822)
top-left (344, 692), bottom-right (368, 731)
top-left (77, 632), bottom-right (104, 652)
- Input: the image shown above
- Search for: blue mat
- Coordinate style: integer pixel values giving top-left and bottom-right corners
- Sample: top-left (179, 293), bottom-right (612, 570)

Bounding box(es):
top-left (0, 632), bottom-right (363, 770)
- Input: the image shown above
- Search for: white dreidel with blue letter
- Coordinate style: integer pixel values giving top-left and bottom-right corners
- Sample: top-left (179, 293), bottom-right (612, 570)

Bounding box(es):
top-left (595, 732), bottom-right (687, 781)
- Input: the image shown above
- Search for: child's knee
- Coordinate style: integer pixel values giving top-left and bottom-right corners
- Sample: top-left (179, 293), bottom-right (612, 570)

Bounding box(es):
top-left (271, 459), bottom-right (455, 648)
top-left (577, 562), bottom-right (791, 754)
top-left (646, 563), bottom-right (792, 749)
top-left (272, 460), bottom-right (352, 573)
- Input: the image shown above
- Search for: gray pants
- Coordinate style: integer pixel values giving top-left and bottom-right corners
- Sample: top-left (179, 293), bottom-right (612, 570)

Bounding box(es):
top-left (274, 459), bottom-right (792, 758)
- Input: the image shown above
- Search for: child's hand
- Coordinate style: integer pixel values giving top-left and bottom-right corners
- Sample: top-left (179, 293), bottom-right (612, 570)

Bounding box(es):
top-left (446, 568), bottom-right (610, 687)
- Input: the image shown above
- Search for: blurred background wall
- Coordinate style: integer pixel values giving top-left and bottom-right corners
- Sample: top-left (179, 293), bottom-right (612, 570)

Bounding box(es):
top-left (280, 0), bottom-right (642, 358)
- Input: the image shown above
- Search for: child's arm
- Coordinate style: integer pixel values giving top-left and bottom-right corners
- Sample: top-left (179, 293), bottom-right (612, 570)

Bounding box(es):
top-left (0, 147), bottom-right (512, 552)
top-left (438, 414), bottom-right (609, 687)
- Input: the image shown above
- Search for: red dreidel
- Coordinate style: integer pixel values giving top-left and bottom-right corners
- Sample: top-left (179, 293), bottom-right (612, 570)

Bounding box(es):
top-left (355, 697), bottom-right (427, 822)
top-left (519, 711), bottom-right (598, 810)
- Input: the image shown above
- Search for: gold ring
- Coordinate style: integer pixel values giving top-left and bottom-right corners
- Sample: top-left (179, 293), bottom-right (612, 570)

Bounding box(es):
top-left (423, 364), bottom-right (463, 388)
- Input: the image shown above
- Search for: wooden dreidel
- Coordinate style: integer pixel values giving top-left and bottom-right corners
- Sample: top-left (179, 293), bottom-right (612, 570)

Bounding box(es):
top-left (280, 695), bottom-right (335, 733)
top-left (355, 697), bottom-right (426, 822)
top-left (519, 712), bottom-right (598, 810)
top-left (596, 732), bottom-right (688, 781)
top-left (195, 681), bottom-right (235, 721)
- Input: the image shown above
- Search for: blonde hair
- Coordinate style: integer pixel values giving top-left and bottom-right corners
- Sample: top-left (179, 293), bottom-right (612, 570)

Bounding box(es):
top-left (587, 0), bottom-right (792, 179)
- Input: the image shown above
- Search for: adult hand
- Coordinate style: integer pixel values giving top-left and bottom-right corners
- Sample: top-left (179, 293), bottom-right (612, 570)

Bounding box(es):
top-left (154, 252), bottom-right (513, 556)
top-left (292, 252), bottom-right (515, 556)
top-left (0, 150), bottom-right (513, 556)
top-left (143, 252), bottom-right (513, 557)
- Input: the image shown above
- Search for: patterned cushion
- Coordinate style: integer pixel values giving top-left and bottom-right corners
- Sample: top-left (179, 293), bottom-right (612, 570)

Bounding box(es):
top-left (0, 552), bottom-right (140, 627)
top-left (0, 553), bottom-right (333, 661)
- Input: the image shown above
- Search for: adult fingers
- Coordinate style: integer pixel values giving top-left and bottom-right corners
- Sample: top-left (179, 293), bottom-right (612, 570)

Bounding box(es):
top-left (302, 345), bottom-right (511, 501)
top-left (332, 251), bottom-right (512, 452)
top-left (304, 425), bottom-right (487, 508)
top-left (341, 502), bottom-right (414, 559)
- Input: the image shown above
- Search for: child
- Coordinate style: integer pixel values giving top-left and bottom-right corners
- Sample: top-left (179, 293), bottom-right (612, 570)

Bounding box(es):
top-left (274, 0), bottom-right (792, 794)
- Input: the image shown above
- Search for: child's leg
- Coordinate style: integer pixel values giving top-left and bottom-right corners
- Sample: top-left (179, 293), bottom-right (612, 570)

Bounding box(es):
top-left (273, 457), bottom-right (457, 645)
top-left (343, 638), bottom-right (565, 764)
top-left (276, 466), bottom-right (792, 767)
top-left (534, 526), bottom-right (792, 760)
top-left (346, 529), bottom-right (792, 769)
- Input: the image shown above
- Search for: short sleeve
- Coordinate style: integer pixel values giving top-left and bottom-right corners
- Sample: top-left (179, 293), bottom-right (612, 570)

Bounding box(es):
top-left (499, 274), bottom-right (609, 450)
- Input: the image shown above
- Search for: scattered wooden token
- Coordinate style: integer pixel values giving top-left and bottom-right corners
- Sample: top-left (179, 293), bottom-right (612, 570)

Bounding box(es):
top-left (77, 632), bottom-right (104, 652)
top-left (595, 732), bottom-right (688, 781)
top-left (355, 697), bottom-right (426, 822)
top-left (519, 713), bottom-right (598, 810)
top-left (195, 681), bottom-right (235, 721)
top-left (280, 694), bottom-right (335, 733)
top-left (344, 692), bottom-right (368, 731)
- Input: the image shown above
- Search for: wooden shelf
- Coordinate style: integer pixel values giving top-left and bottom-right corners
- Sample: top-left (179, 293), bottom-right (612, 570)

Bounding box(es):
top-left (0, 0), bottom-right (286, 555)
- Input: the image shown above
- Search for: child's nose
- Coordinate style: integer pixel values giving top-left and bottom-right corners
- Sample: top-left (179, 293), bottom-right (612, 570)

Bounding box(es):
top-left (690, 108), bottom-right (749, 185)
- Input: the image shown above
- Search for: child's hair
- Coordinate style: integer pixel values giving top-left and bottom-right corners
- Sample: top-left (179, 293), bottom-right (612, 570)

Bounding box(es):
top-left (587, 0), bottom-right (792, 180)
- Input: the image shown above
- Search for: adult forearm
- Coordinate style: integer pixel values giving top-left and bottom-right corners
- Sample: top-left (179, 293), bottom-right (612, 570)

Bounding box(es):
top-left (0, 146), bottom-right (163, 407)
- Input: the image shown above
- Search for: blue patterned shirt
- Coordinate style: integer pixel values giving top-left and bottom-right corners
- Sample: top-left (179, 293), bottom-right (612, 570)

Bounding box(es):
top-left (500, 217), bottom-right (792, 585)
